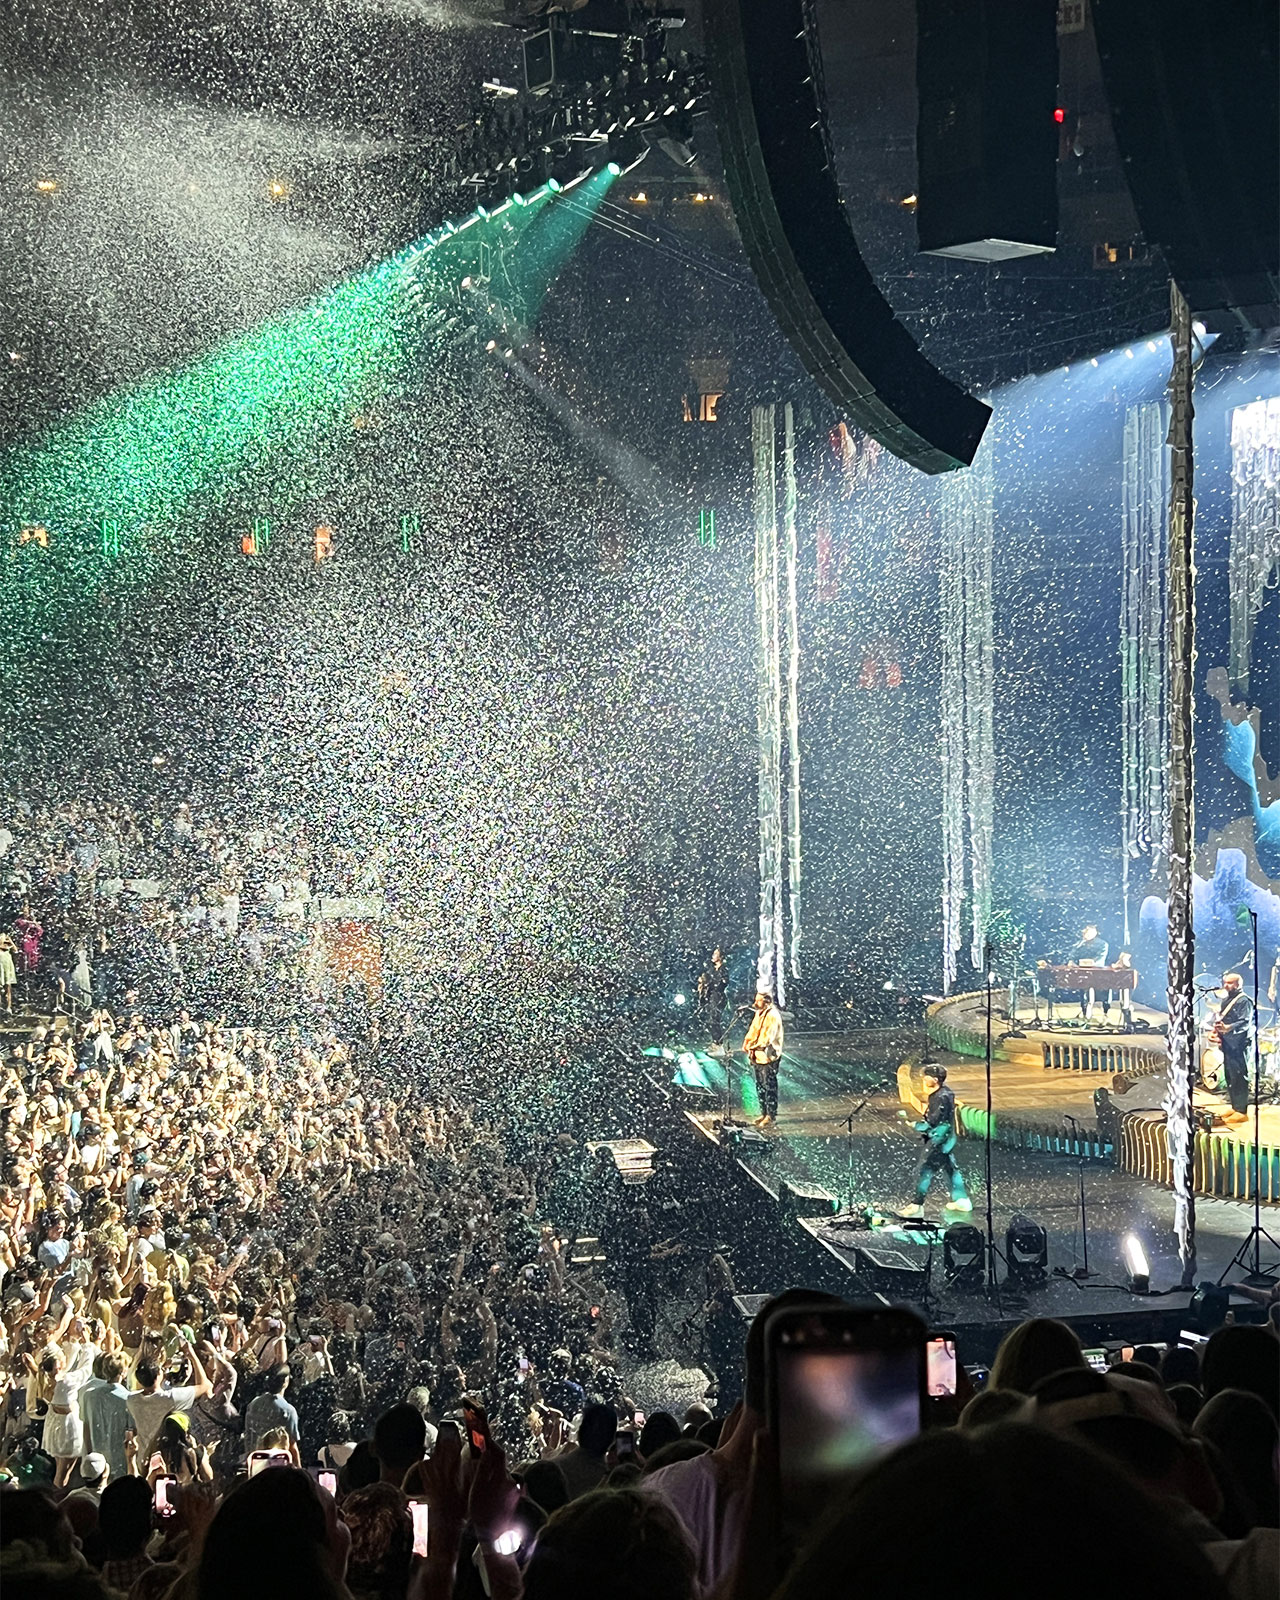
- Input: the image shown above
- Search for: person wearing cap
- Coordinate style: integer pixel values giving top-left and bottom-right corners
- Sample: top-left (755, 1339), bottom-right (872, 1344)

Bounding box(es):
top-left (900, 1063), bottom-right (971, 1218)
top-left (66, 1450), bottom-right (109, 1505)
top-left (742, 989), bottom-right (784, 1128)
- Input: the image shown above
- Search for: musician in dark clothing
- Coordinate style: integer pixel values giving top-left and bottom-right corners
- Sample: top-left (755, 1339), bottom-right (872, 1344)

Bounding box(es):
top-left (1216, 972), bottom-right (1255, 1121)
top-left (698, 947), bottom-right (729, 1047)
top-left (1068, 924), bottom-right (1109, 1018)
top-left (901, 1064), bottom-right (971, 1217)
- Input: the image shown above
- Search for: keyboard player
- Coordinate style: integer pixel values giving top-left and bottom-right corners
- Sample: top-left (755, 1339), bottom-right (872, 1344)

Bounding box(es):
top-left (1068, 924), bottom-right (1108, 1019)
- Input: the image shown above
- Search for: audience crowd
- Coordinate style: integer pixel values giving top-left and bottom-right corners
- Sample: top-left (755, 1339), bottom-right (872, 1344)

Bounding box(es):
top-left (2, 798), bottom-right (1277, 1599)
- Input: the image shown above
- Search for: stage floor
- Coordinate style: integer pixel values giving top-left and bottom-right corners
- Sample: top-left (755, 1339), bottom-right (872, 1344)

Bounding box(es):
top-left (659, 1027), bottom-right (1277, 1348)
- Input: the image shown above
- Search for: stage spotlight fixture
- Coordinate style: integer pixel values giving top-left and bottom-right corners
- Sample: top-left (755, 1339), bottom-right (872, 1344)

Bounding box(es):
top-left (943, 1223), bottom-right (986, 1291)
top-left (1122, 1232), bottom-right (1150, 1294)
top-left (607, 159), bottom-right (623, 176)
top-left (1187, 1280), bottom-right (1230, 1333)
top-left (1090, 357), bottom-right (1099, 366)
top-left (673, 992), bottom-right (687, 1007)
top-left (1006, 1214), bottom-right (1049, 1287)
top-left (1193, 319), bottom-right (1207, 338)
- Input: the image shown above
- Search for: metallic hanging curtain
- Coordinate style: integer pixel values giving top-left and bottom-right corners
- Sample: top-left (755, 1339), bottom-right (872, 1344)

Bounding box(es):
top-left (753, 404), bottom-right (785, 1004)
top-left (1164, 281), bottom-right (1198, 1288)
top-left (940, 446), bottom-right (995, 992)
top-left (1121, 400), bottom-right (1169, 945)
top-left (1229, 397), bottom-right (1280, 697)
top-left (782, 403), bottom-right (803, 989)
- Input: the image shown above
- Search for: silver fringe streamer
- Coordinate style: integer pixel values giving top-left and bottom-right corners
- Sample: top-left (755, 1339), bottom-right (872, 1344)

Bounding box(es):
top-left (783, 403), bottom-right (803, 987)
top-left (753, 405), bottom-right (785, 1005)
top-left (940, 446), bottom-right (995, 990)
top-left (1121, 401), bottom-right (1169, 945)
top-left (1164, 281), bottom-right (1198, 1288)
top-left (1228, 397), bottom-right (1280, 697)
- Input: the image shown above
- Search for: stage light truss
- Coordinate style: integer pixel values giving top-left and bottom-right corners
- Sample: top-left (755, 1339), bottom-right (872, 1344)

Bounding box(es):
top-left (448, 46), bottom-right (709, 208)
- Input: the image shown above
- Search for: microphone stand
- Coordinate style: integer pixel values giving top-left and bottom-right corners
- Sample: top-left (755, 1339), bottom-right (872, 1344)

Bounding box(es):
top-left (983, 948), bottom-right (1002, 1310)
top-left (1062, 1113), bottom-right (1095, 1278)
top-left (841, 1100), bottom-right (867, 1214)
top-left (719, 1004), bottom-right (753, 1135)
top-left (1220, 911), bottom-right (1280, 1285)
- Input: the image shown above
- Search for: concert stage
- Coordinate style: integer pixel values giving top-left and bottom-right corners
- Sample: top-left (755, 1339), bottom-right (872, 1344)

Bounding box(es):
top-left (924, 990), bottom-right (1280, 1205)
top-left (647, 1027), bottom-right (1277, 1364)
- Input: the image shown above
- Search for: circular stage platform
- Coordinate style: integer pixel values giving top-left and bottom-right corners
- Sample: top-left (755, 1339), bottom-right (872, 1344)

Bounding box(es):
top-left (921, 991), bottom-right (1280, 1206)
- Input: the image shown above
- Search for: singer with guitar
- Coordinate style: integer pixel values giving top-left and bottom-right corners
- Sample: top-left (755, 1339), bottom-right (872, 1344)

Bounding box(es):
top-left (743, 989), bottom-right (784, 1128)
top-left (900, 1063), bottom-right (972, 1218)
top-left (1212, 972), bottom-right (1254, 1125)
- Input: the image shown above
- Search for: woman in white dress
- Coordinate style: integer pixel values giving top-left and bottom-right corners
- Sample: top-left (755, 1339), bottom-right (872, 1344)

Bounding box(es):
top-left (42, 1332), bottom-right (98, 1485)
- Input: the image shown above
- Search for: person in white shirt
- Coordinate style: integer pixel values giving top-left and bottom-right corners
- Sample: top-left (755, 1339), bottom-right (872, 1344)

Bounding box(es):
top-left (125, 1337), bottom-right (213, 1461)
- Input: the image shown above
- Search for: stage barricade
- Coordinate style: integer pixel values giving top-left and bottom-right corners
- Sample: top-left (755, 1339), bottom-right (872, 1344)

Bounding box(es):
top-left (1120, 1108), bottom-right (1280, 1205)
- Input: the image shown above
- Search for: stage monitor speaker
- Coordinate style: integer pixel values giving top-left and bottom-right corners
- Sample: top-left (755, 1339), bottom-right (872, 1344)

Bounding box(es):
top-left (1092, 0), bottom-right (1279, 330)
top-left (779, 1179), bottom-right (840, 1217)
top-left (704, 0), bottom-right (991, 474)
top-left (915, 0), bottom-right (1059, 262)
top-left (854, 1245), bottom-right (927, 1296)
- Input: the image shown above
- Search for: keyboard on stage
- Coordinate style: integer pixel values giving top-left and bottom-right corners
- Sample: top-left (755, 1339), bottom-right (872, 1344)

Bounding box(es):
top-left (1040, 964), bottom-right (1137, 991)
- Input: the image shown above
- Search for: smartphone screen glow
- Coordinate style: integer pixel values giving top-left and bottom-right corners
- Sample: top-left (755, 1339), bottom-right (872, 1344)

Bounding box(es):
top-left (776, 1342), bottom-right (921, 1517)
top-left (926, 1337), bottom-right (957, 1396)
top-left (410, 1499), bottom-right (429, 1557)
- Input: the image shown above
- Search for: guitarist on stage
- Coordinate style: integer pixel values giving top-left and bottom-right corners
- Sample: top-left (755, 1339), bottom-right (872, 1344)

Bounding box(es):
top-left (900, 1064), bottom-right (972, 1217)
top-left (743, 989), bottom-right (784, 1128)
top-left (1213, 972), bottom-right (1255, 1125)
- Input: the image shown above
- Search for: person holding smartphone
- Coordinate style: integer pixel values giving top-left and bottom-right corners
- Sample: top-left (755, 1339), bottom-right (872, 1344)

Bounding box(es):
top-left (900, 1064), bottom-right (971, 1218)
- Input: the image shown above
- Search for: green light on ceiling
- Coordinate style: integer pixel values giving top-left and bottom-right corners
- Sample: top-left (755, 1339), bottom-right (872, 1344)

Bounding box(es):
top-left (698, 507), bottom-right (717, 549)
top-left (0, 180), bottom-right (571, 576)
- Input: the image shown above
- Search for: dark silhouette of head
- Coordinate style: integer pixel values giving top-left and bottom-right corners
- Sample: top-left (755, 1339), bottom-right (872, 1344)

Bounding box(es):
top-left (372, 1404), bottom-right (426, 1482)
top-left (1201, 1326), bottom-right (1278, 1419)
top-left (774, 1425), bottom-right (1230, 1600)
top-left (988, 1318), bottom-right (1085, 1395)
top-left (522, 1488), bottom-right (696, 1600)
top-left (577, 1403), bottom-right (618, 1458)
top-left (196, 1467), bottom-right (344, 1600)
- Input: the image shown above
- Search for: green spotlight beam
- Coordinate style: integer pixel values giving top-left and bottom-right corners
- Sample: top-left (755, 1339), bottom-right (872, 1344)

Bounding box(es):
top-left (504, 165), bottom-right (619, 328)
top-left (0, 188), bottom-right (561, 558)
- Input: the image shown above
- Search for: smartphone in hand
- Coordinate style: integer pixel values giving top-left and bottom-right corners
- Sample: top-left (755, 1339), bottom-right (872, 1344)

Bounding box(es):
top-left (154, 1475), bottom-right (178, 1519)
top-left (409, 1498), bottom-right (429, 1557)
top-left (766, 1302), bottom-right (925, 1544)
top-left (462, 1398), bottom-right (490, 1456)
top-left (926, 1330), bottom-right (958, 1397)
